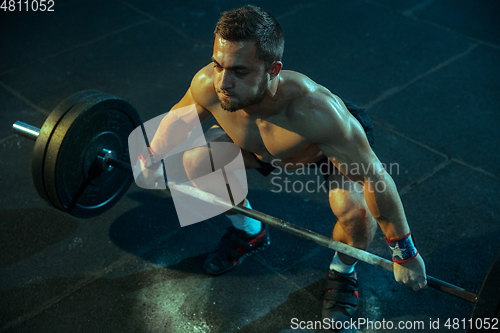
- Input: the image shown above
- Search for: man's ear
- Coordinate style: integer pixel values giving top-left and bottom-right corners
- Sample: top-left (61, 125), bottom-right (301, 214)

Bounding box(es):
top-left (268, 61), bottom-right (283, 80)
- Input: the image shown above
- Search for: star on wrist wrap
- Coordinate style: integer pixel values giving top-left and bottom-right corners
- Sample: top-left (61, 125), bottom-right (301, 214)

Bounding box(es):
top-left (386, 232), bottom-right (418, 263)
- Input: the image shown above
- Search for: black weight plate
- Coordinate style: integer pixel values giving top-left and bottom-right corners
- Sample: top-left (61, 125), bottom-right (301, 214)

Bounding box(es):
top-left (42, 91), bottom-right (141, 217)
top-left (32, 90), bottom-right (104, 205)
top-left (468, 249), bottom-right (500, 332)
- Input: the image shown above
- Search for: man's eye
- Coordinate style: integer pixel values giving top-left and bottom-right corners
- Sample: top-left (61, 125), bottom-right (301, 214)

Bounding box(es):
top-left (234, 70), bottom-right (247, 77)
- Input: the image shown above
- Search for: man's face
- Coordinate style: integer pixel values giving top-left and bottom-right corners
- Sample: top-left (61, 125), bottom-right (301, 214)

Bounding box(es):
top-left (212, 36), bottom-right (269, 112)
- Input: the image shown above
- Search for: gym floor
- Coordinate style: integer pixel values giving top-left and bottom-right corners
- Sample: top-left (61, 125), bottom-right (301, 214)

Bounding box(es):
top-left (1, 1), bottom-right (499, 332)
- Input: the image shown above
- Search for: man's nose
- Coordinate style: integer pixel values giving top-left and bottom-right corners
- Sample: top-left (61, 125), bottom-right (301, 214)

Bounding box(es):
top-left (219, 70), bottom-right (233, 90)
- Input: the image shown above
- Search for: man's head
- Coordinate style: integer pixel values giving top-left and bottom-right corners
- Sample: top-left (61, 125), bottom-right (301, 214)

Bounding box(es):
top-left (212, 6), bottom-right (284, 111)
top-left (214, 5), bottom-right (284, 69)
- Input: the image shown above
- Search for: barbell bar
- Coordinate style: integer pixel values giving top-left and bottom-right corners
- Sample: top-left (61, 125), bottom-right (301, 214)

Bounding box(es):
top-left (11, 90), bottom-right (500, 329)
top-left (10, 120), bottom-right (479, 304)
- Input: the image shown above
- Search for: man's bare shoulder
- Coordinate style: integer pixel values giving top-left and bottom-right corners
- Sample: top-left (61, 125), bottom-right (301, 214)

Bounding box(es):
top-left (281, 70), bottom-right (344, 114)
top-left (190, 64), bottom-right (218, 110)
top-left (282, 71), bottom-right (350, 142)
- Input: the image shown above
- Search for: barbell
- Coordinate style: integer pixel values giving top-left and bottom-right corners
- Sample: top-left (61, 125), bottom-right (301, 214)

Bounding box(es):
top-left (12, 90), bottom-right (500, 331)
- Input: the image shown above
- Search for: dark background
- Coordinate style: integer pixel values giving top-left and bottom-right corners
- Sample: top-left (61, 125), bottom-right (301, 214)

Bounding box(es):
top-left (1, 1), bottom-right (499, 332)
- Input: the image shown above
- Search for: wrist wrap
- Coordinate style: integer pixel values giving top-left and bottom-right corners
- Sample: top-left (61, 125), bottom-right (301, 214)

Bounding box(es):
top-left (386, 232), bottom-right (418, 263)
top-left (139, 147), bottom-right (162, 169)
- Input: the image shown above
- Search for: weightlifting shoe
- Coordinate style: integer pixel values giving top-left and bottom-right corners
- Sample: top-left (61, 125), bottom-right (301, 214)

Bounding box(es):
top-left (322, 269), bottom-right (359, 332)
top-left (204, 223), bottom-right (270, 275)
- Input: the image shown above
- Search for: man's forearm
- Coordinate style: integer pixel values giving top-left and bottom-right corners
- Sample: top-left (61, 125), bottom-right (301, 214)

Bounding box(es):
top-left (149, 105), bottom-right (201, 158)
top-left (363, 170), bottom-right (410, 239)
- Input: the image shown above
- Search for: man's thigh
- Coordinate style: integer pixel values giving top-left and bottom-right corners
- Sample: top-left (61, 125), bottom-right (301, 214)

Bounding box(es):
top-left (325, 171), bottom-right (364, 194)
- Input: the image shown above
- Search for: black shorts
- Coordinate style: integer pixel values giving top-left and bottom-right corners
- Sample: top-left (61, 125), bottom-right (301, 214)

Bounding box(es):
top-left (252, 100), bottom-right (374, 181)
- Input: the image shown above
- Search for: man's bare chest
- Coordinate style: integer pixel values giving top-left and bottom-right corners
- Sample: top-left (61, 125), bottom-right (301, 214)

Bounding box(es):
top-left (212, 111), bottom-right (322, 165)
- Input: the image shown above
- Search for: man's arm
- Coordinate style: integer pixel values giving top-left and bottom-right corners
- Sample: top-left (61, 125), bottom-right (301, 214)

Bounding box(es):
top-left (317, 102), bottom-right (408, 239)
top-left (302, 94), bottom-right (426, 290)
top-left (149, 67), bottom-right (213, 158)
top-left (134, 66), bottom-right (214, 187)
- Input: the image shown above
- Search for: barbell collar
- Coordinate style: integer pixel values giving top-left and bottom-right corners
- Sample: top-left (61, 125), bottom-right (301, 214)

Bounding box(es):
top-left (96, 149), bottom-right (117, 171)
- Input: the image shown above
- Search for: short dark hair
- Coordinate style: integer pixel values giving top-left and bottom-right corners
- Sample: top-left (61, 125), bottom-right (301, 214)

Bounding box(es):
top-left (214, 5), bottom-right (284, 69)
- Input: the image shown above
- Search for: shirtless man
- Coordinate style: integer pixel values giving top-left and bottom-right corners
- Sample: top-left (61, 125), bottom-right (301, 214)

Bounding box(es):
top-left (137, 5), bottom-right (427, 326)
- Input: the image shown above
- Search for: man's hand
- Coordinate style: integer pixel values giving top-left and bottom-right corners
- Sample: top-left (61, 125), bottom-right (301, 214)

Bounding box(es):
top-left (394, 253), bottom-right (427, 291)
top-left (133, 158), bottom-right (164, 189)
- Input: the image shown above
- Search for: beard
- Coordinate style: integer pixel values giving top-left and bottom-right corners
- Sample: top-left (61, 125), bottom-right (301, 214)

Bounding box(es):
top-left (217, 76), bottom-right (268, 112)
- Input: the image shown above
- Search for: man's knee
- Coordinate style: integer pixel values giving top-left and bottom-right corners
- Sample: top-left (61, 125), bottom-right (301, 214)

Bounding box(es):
top-left (329, 188), bottom-right (374, 232)
top-left (183, 146), bottom-right (213, 179)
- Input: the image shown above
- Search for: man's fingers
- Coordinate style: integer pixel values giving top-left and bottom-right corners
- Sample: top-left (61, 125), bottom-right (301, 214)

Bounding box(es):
top-left (412, 281), bottom-right (427, 291)
top-left (417, 278), bottom-right (428, 290)
top-left (408, 277), bottom-right (427, 291)
top-left (394, 267), bottom-right (428, 291)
